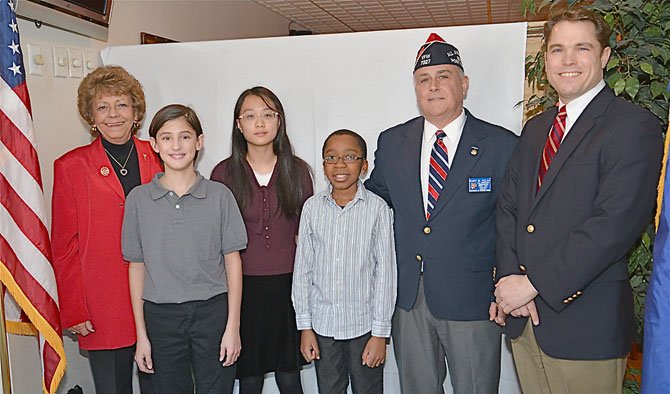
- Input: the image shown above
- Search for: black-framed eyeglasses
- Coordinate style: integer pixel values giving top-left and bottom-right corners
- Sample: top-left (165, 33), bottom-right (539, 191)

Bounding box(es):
top-left (323, 155), bottom-right (365, 164)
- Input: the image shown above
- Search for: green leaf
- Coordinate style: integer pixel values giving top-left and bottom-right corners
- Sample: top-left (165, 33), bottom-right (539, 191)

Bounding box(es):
top-left (607, 57), bottom-right (620, 71)
top-left (625, 77), bottom-right (640, 98)
top-left (651, 81), bottom-right (665, 98)
top-left (613, 78), bottom-right (626, 95)
top-left (630, 275), bottom-right (643, 288)
top-left (640, 62), bottom-right (654, 75)
top-left (606, 72), bottom-right (623, 88)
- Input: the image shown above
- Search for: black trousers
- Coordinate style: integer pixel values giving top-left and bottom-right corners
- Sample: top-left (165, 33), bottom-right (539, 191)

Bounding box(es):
top-left (314, 332), bottom-right (383, 394)
top-left (88, 345), bottom-right (153, 394)
top-left (144, 293), bottom-right (236, 394)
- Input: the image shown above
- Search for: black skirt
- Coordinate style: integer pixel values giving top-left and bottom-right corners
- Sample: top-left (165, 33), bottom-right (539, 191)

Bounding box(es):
top-left (236, 273), bottom-right (307, 378)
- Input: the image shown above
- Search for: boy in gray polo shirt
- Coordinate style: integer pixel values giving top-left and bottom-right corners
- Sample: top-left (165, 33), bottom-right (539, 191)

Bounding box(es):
top-left (122, 104), bottom-right (247, 394)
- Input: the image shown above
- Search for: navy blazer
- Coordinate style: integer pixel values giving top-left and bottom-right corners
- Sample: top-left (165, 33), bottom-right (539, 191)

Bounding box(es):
top-left (366, 109), bottom-right (518, 321)
top-left (496, 87), bottom-right (663, 359)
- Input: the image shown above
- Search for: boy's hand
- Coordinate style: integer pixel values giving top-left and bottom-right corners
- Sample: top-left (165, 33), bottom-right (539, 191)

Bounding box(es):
top-left (135, 336), bottom-right (154, 374)
top-left (220, 329), bottom-right (241, 367)
top-left (300, 329), bottom-right (320, 362)
top-left (361, 336), bottom-right (386, 368)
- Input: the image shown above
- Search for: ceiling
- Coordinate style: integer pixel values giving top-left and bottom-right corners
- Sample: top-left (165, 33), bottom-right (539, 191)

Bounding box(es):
top-left (251, 0), bottom-right (551, 35)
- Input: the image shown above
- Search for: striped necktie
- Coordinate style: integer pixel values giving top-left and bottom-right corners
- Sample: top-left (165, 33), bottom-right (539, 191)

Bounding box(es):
top-left (427, 129), bottom-right (449, 219)
top-left (537, 105), bottom-right (567, 191)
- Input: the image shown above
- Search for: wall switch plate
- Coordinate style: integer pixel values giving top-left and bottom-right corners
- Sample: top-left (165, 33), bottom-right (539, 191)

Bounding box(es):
top-left (68, 48), bottom-right (84, 78)
top-left (52, 46), bottom-right (68, 77)
top-left (83, 51), bottom-right (100, 75)
top-left (27, 43), bottom-right (44, 76)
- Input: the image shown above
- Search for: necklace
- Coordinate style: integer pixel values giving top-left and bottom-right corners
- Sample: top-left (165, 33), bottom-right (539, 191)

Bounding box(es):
top-left (104, 143), bottom-right (134, 176)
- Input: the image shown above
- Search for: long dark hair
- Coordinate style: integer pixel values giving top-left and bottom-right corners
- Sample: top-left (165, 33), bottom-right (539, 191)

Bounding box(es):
top-left (228, 86), bottom-right (311, 218)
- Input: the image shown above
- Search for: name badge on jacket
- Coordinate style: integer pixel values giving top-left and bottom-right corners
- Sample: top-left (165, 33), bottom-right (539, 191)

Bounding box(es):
top-left (469, 177), bottom-right (492, 193)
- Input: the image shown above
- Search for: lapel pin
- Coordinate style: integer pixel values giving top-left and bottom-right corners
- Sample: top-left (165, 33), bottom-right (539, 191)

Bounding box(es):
top-left (100, 166), bottom-right (110, 176)
top-left (143, 153), bottom-right (147, 160)
top-left (470, 146), bottom-right (479, 156)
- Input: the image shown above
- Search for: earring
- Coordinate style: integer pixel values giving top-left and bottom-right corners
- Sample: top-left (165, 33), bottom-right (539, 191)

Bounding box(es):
top-left (91, 125), bottom-right (98, 133)
top-left (133, 121), bottom-right (140, 129)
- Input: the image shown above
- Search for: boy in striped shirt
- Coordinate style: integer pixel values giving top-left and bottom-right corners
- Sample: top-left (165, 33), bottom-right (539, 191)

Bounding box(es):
top-left (292, 129), bottom-right (397, 393)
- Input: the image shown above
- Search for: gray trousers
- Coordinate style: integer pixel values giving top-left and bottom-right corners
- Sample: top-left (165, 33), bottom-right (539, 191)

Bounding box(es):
top-left (392, 278), bottom-right (501, 394)
top-left (314, 332), bottom-right (384, 394)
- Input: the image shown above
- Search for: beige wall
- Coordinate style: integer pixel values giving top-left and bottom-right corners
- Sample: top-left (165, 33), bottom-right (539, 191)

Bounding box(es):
top-left (11, 2), bottom-right (288, 392)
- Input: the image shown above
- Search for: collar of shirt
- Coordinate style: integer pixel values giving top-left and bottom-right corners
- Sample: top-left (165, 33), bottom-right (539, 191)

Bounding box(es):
top-left (422, 109), bottom-right (467, 161)
top-left (149, 172), bottom-right (207, 200)
top-left (323, 180), bottom-right (368, 208)
top-left (244, 159), bottom-right (278, 188)
top-left (559, 80), bottom-right (605, 136)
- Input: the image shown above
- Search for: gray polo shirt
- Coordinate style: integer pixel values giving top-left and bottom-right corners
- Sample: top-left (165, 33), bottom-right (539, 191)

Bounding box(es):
top-left (122, 173), bottom-right (247, 303)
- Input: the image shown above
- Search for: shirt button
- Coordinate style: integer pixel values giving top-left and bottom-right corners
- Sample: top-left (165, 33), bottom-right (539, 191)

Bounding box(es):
top-left (175, 204), bottom-right (180, 209)
top-left (265, 235), bottom-right (270, 239)
top-left (519, 264), bottom-right (526, 272)
top-left (265, 226), bottom-right (269, 230)
top-left (169, 192), bottom-right (174, 196)
top-left (526, 224), bottom-right (535, 233)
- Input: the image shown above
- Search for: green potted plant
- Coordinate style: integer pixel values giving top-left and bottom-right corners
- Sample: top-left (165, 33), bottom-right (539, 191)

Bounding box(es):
top-left (522, 0), bottom-right (670, 392)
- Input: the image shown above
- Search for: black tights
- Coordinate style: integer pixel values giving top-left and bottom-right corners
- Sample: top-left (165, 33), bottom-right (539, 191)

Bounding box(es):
top-left (239, 371), bottom-right (304, 394)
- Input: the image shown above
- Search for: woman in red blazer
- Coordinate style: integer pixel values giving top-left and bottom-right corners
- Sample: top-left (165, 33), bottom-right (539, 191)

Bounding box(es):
top-left (51, 66), bottom-right (161, 394)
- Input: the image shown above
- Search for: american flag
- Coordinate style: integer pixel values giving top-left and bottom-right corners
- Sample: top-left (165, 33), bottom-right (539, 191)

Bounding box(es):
top-left (0, 0), bottom-right (65, 393)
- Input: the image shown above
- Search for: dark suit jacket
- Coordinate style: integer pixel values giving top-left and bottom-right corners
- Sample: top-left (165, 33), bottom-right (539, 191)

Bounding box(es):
top-left (365, 109), bottom-right (518, 321)
top-left (496, 87), bottom-right (663, 359)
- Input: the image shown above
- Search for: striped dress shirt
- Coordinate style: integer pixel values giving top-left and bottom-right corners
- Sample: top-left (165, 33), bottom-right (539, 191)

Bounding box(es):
top-left (292, 181), bottom-right (397, 340)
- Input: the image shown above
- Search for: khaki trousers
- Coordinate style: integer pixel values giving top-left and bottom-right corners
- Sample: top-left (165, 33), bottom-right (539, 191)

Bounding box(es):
top-left (511, 320), bottom-right (626, 394)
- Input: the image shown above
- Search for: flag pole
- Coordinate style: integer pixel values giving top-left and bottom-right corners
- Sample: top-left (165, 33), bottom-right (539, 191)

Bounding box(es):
top-left (0, 289), bottom-right (12, 394)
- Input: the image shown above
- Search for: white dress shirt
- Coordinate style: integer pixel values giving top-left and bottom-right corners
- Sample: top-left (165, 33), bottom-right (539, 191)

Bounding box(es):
top-left (420, 110), bottom-right (467, 214)
top-left (558, 80), bottom-right (606, 139)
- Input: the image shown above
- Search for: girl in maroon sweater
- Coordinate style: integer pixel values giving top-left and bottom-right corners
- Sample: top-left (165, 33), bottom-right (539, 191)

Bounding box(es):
top-left (211, 86), bottom-right (313, 394)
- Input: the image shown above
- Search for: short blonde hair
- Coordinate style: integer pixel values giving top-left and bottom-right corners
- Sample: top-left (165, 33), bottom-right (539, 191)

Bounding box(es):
top-left (77, 65), bottom-right (146, 137)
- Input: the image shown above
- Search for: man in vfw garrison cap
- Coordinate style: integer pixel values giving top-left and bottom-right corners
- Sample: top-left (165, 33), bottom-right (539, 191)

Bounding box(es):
top-left (365, 33), bottom-right (518, 393)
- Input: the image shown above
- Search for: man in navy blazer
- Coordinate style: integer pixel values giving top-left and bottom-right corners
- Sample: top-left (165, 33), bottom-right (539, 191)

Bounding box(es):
top-left (494, 7), bottom-right (662, 393)
top-left (365, 34), bottom-right (518, 393)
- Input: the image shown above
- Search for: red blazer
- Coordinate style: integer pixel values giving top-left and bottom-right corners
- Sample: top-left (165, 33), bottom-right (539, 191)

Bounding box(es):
top-left (51, 136), bottom-right (162, 350)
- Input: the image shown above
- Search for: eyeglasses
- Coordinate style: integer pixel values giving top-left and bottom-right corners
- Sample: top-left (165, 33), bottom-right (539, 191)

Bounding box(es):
top-left (238, 111), bottom-right (279, 123)
top-left (323, 155), bottom-right (365, 164)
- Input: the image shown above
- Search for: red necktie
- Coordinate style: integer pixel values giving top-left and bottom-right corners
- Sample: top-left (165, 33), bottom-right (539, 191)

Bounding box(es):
top-left (537, 105), bottom-right (567, 191)
top-left (427, 130), bottom-right (449, 219)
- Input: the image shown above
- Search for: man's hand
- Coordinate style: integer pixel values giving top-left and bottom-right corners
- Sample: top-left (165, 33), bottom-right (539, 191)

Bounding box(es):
top-left (300, 329), bottom-right (320, 362)
top-left (495, 274), bottom-right (538, 313)
top-left (361, 336), bottom-right (386, 368)
top-left (489, 301), bottom-right (507, 326)
top-left (509, 300), bottom-right (540, 326)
